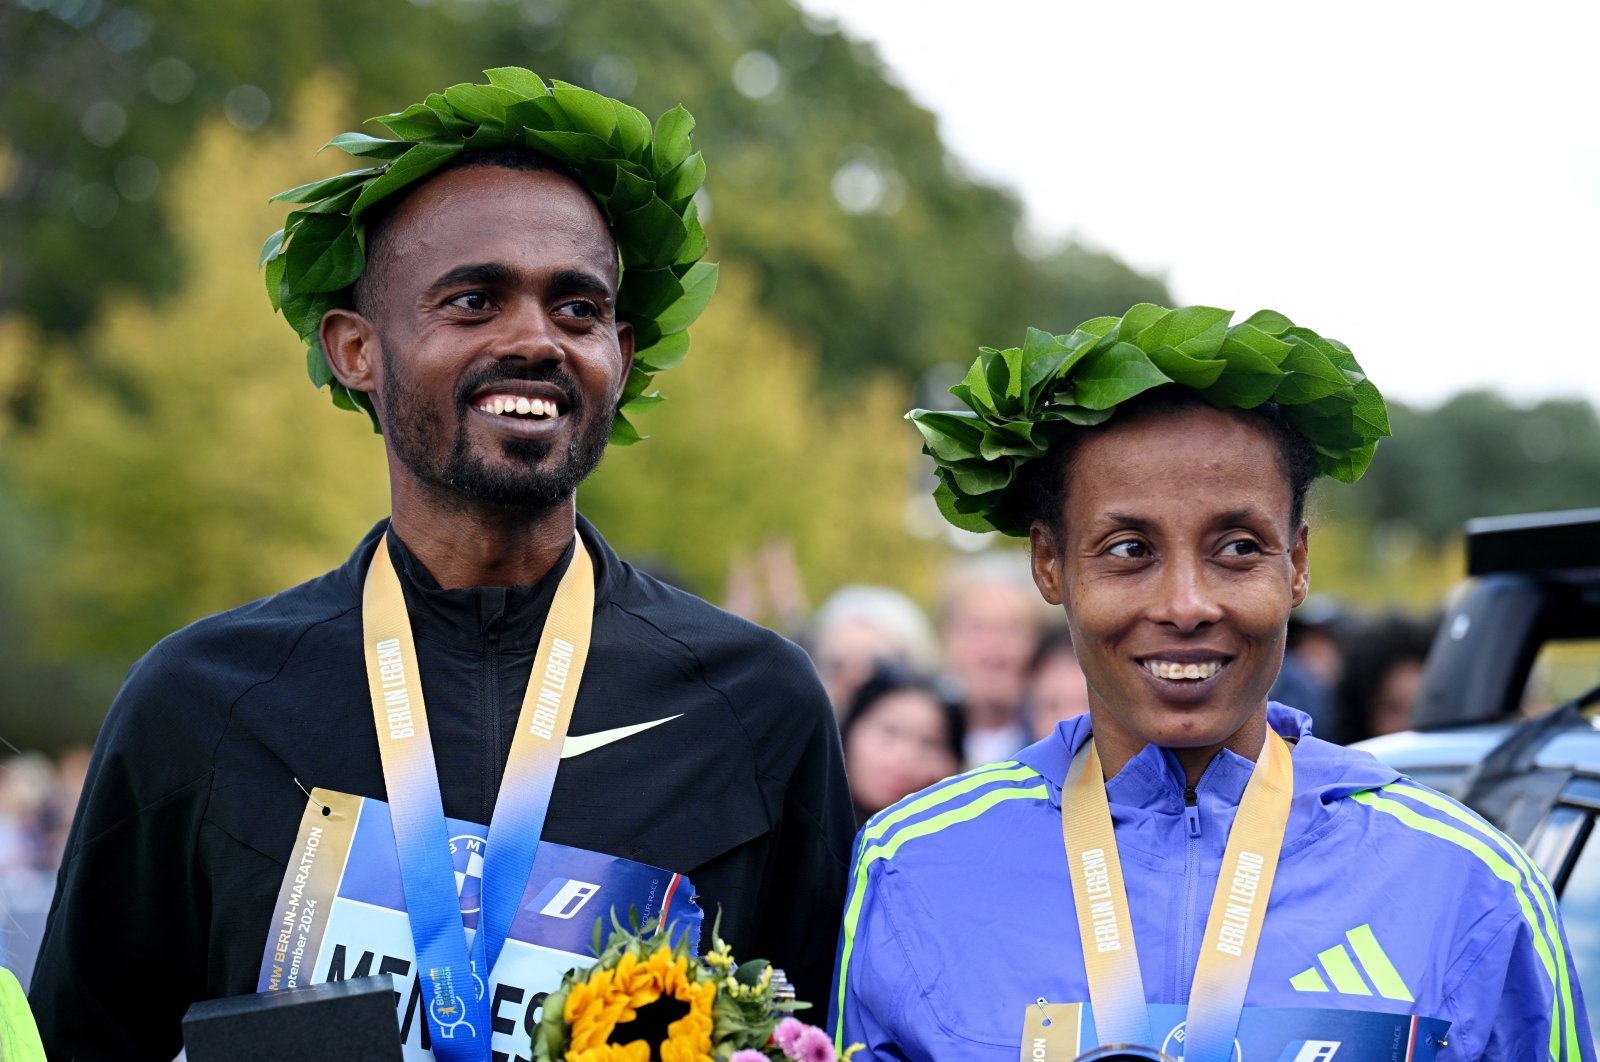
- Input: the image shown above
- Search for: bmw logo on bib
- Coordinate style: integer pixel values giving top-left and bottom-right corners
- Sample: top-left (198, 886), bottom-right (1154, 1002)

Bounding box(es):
top-left (1161, 1021), bottom-right (1242, 1062)
top-left (450, 832), bottom-right (487, 926)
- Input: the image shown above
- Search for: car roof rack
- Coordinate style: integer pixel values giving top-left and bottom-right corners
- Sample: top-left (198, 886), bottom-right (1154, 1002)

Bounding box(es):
top-left (1466, 507), bottom-right (1600, 578)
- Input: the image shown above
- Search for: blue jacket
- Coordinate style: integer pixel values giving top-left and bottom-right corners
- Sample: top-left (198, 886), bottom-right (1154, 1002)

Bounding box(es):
top-left (830, 705), bottom-right (1593, 1061)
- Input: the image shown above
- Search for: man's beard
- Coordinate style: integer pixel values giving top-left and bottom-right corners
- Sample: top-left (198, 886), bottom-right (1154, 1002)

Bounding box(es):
top-left (379, 353), bottom-right (614, 513)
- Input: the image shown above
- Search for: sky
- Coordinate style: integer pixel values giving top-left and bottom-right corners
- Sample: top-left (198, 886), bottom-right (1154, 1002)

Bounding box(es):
top-left (795, 1), bottom-right (1600, 411)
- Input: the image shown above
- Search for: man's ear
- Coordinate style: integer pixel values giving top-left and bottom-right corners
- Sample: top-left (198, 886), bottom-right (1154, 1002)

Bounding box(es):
top-left (1030, 522), bottom-right (1064, 606)
top-left (614, 320), bottom-right (636, 406)
top-left (1290, 521), bottom-right (1311, 607)
top-left (320, 308), bottom-right (381, 395)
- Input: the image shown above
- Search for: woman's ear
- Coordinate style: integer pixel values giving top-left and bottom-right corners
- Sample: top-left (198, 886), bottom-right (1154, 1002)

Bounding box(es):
top-left (319, 309), bottom-right (380, 396)
top-left (1290, 522), bottom-right (1310, 607)
top-left (1030, 522), bottom-right (1064, 606)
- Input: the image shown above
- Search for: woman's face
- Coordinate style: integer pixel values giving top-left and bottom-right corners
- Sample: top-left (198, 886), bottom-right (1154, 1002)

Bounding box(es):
top-left (1029, 406), bottom-right (1309, 779)
top-left (845, 689), bottom-right (961, 815)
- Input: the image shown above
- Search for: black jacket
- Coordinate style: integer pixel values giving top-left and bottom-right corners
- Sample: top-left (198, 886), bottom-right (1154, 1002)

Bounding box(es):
top-left (31, 517), bottom-right (854, 1060)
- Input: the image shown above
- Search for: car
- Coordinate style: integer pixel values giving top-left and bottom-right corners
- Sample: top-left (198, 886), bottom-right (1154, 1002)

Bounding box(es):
top-left (1354, 507), bottom-right (1600, 1038)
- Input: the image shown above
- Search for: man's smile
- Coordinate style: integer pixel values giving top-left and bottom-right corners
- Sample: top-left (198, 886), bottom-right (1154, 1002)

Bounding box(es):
top-left (464, 376), bottom-right (578, 439)
top-left (475, 394), bottom-right (561, 419)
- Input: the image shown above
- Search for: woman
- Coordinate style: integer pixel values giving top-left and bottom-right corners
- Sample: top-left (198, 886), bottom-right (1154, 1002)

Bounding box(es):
top-left (841, 664), bottom-right (965, 826)
top-left (830, 306), bottom-right (1591, 1061)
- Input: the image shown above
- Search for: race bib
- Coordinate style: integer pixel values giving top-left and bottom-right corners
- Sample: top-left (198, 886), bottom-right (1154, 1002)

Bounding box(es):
top-left (259, 788), bottom-right (701, 1061)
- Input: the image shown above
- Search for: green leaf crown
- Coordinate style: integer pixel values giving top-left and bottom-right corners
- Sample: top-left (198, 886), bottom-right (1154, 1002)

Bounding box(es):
top-left (908, 304), bottom-right (1391, 536)
top-left (261, 66), bottom-right (717, 443)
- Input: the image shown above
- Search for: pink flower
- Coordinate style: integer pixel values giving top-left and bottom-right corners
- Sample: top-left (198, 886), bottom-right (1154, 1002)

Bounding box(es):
top-left (792, 1025), bottom-right (836, 1062)
top-left (730, 1052), bottom-right (769, 1062)
top-left (772, 1016), bottom-right (807, 1052)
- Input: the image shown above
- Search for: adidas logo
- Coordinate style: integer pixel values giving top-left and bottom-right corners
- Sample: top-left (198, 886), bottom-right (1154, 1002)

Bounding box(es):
top-left (1290, 924), bottom-right (1414, 1002)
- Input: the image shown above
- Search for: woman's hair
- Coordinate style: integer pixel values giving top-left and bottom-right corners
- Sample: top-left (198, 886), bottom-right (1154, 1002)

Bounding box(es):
top-left (1018, 387), bottom-right (1320, 541)
top-left (840, 662), bottom-right (966, 765)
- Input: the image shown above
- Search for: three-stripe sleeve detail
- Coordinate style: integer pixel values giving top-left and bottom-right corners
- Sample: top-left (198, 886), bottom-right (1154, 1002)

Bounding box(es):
top-left (1352, 783), bottom-right (1577, 1060)
top-left (834, 763), bottom-right (1049, 1050)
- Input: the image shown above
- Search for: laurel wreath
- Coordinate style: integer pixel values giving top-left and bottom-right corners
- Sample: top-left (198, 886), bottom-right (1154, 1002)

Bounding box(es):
top-left (260, 67), bottom-right (716, 443)
top-left (908, 304), bottom-right (1391, 536)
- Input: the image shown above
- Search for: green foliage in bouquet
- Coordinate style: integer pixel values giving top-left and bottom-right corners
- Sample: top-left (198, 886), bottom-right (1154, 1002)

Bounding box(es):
top-left (262, 67), bottom-right (717, 443)
top-left (907, 304), bottom-right (1391, 536)
top-left (535, 910), bottom-right (848, 1062)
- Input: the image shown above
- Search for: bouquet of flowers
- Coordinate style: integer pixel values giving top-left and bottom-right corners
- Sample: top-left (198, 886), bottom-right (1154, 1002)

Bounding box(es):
top-left (533, 912), bottom-right (859, 1062)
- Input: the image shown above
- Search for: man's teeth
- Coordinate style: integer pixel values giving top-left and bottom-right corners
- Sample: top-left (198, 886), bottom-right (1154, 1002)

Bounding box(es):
top-left (1144, 660), bottom-right (1224, 681)
top-left (476, 395), bottom-right (560, 418)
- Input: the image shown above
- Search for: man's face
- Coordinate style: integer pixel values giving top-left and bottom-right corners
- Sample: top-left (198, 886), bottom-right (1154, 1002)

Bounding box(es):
top-left (1030, 406), bottom-right (1309, 771)
top-left (358, 165), bottom-right (633, 512)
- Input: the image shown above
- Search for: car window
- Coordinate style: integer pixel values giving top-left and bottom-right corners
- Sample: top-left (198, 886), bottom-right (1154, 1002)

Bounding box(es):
top-left (1527, 639), bottom-right (1600, 717)
top-left (1529, 806), bottom-right (1589, 882)
top-left (1557, 809), bottom-right (1600, 1041)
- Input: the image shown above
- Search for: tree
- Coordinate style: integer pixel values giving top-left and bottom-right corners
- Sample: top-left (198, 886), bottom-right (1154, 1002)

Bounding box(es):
top-left (0, 0), bottom-right (1167, 423)
top-left (1333, 392), bottom-right (1600, 540)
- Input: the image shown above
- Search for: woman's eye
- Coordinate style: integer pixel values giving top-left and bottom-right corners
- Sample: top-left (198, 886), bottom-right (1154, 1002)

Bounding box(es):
top-left (1220, 538), bottom-right (1262, 557)
top-left (1107, 540), bottom-right (1148, 560)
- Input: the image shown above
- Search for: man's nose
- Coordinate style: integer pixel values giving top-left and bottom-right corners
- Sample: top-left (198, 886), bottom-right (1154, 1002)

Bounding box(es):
top-left (1150, 555), bottom-right (1224, 632)
top-left (494, 300), bottom-right (564, 362)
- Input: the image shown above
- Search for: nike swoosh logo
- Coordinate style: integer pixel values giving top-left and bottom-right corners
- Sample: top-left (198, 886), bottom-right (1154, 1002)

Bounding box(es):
top-left (560, 715), bottom-right (683, 758)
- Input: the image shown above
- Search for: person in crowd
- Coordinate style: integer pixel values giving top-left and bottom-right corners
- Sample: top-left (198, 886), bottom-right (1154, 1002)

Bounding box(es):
top-left (1336, 611), bottom-right (1439, 743)
top-left (939, 559), bottom-right (1043, 765)
top-left (32, 69), bottom-right (854, 1058)
top-left (809, 585), bottom-right (942, 716)
top-left (0, 755), bottom-right (57, 984)
top-left (1268, 597), bottom-right (1348, 737)
top-left (840, 664), bottom-right (964, 827)
top-left (833, 305), bottom-right (1591, 1060)
top-left (1020, 625), bottom-right (1091, 739)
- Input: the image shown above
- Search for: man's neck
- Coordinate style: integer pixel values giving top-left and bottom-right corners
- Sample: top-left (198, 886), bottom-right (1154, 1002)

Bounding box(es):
top-left (388, 488), bottom-right (577, 590)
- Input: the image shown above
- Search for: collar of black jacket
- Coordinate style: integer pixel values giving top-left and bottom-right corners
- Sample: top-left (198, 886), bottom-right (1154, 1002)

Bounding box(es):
top-left (339, 515), bottom-right (616, 653)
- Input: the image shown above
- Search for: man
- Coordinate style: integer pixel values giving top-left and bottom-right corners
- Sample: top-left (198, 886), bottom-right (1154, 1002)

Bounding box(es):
top-left (31, 69), bottom-right (854, 1059)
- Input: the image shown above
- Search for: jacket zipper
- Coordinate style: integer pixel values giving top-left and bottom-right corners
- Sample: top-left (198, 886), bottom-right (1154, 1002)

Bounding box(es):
top-left (483, 592), bottom-right (504, 826)
top-left (1177, 782), bottom-right (1201, 1002)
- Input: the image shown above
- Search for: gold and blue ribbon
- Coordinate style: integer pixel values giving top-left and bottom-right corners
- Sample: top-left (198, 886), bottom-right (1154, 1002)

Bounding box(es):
top-left (1061, 733), bottom-right (1293, 1062)
top-left (363, 534), bottom-right (594, 1059)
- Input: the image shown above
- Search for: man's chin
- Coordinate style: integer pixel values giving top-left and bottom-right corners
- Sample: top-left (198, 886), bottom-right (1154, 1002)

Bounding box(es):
top-left (443, 469), bottom-right (577, 512)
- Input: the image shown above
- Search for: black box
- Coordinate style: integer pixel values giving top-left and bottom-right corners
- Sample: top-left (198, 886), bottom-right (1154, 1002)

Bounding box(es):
top-left (182, 976), bottom-right (403, 1062)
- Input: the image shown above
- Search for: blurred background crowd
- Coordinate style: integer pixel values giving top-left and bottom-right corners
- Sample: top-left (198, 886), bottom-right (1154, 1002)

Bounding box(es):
top-left (1, 0), bottom-right (1596, 993)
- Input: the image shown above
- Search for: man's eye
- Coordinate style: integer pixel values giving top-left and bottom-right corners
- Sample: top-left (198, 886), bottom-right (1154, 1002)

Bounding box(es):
top-left (1107, 540), bottom-right (1149, 560)
top-left (1220, 538), bottom-right (1262, 557)
top-left (557, 299), bottom-right (599, 319)
top-left (449, 292), bottom-right (493, 312)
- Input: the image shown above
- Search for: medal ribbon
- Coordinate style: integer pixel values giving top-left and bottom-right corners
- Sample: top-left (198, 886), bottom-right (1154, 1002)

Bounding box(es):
top-left (363, 533), bottom-right (594, 1060)
top-left (1061, 731), bottom-right (1293, 1061)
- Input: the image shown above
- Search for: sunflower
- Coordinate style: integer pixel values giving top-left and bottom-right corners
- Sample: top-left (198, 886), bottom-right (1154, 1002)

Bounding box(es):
top-left (564, 945), bottom-right (717, 1062)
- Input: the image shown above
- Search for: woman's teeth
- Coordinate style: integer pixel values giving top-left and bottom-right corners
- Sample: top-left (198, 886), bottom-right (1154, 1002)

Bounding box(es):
top-left (476, 395), bottom-right (559, 418)
top-left (1144, 660), bottom-right (1223, 681)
